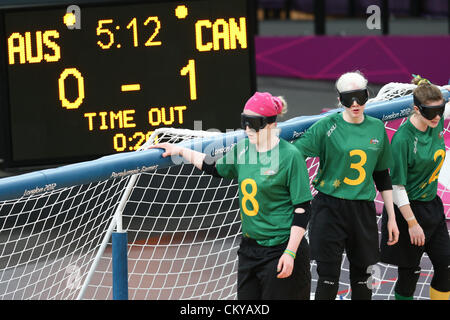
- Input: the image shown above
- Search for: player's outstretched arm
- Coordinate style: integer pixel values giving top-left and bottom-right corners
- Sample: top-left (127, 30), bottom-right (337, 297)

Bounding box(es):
top-left (147, 143), bottom-right (206, 171)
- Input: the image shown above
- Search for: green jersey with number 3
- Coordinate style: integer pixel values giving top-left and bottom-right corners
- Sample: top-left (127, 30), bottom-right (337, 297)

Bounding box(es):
top-left (293, 112), bottom-right (393, 201)
top-left (390, 117), bottom-right (446, 201)
top-left (215, 138), bottom-right (312, 247)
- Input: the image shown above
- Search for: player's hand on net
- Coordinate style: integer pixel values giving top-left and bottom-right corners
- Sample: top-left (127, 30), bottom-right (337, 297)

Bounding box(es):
top-left (147, 143), bottom-right (182, 158)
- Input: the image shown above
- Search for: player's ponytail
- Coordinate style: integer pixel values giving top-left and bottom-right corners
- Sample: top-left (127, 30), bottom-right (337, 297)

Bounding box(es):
top-left (274, 96), bottom-right (288, 116)
top-left (411, 74), bottom-right (443, 105)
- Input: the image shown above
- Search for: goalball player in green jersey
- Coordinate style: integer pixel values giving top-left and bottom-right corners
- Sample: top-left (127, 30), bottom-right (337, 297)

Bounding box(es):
top-left (148, 92), bottom-right (313, 300)
top-left (380, 76), bottom-right (450, 300)
top-left (293, 71), bottom-right (400, 300)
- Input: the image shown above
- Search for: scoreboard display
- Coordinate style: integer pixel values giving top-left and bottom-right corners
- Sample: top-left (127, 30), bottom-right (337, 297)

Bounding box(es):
top-left (0, 0), bottom-right (256, 167)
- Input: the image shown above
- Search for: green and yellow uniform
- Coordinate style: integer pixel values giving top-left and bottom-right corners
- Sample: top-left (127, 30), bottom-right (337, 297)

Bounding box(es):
top-left (293, 111), bottom-right (394, 294)
top-left (390, 117), bottom-right (445, 201)
top-left (216, 138), bottom-right (312, 246)
top-left (380, 117), bottom-right (450, 296)
top-left (293, 112), bottom-right (393, 200)
top-left (215, 137), bottom-right (313, 300)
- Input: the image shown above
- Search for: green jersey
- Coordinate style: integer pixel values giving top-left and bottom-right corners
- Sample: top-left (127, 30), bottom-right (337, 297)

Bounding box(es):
top-left (390, 117), bottom-right (446, 201)
top-left (293, 112), bottom-right (393, 201)
top-left (215, 138), bottom-right (312, 247)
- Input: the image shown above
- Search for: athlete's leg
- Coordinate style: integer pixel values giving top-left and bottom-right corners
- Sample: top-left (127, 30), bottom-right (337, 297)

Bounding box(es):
top-left (309, 193), bottom-right (345, 300)
top-left (429, 254), bottom-right (450, 300)
top-left (315, 260), bottom-right (341, 300)
top-left (261, 239), bottom-right (312, 300)
top-left (237, 254), bottom-right (261, 299)
top-left (236, 239), bottom-right (262, 300)
top-left (426, 209), bottom-right (450, 300)
top-left (349, 264), bottom-right (372, 300)
top-left (430, 266), bottom-right (450, 300)
top-left (394, 266), bottom-right (421, 300)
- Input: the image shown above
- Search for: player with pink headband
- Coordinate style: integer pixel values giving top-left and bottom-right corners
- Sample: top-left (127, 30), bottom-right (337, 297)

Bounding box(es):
top-left (149, 92), bottom-right (313, 299)
top-left (243, 91), bottom-right (285, 116)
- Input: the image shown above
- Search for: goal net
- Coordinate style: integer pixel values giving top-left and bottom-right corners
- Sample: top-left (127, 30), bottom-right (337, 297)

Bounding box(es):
top-left (0, 83), bottom-right (449, 300)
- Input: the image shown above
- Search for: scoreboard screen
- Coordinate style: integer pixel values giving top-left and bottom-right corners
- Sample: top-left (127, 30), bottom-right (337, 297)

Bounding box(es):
top-left (0, 0), bottom-right (256, 167)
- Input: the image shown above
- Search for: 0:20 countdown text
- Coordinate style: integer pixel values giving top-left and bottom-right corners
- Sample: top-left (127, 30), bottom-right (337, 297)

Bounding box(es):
top-left (113, 131), bottom-right (154, 152)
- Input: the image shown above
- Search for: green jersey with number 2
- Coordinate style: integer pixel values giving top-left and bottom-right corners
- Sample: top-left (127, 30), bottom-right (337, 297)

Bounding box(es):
top-left (390, 117), bottom-right (445, 201)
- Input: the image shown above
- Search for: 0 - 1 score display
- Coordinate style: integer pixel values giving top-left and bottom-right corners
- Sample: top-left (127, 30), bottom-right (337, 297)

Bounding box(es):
top-left (2, 0), bottom-right (255, 166)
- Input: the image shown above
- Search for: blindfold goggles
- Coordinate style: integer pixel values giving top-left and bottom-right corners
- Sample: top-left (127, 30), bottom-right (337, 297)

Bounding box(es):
top-left (413, 95), bottom-right (446, 120)
top-left (339, 89), bottom-right (369, 108)
top-left (241, 113), bottom-right (277, 132)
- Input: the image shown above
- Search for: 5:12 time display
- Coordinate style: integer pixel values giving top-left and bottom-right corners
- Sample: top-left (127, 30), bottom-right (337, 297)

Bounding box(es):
top-left (2, 0), bottom-right (255, 167)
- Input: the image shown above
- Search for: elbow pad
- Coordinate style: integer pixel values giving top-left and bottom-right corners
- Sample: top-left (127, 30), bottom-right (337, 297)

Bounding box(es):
top-left (393, 185), bottom-right (410, 208)
top-left (373, 169), bottom-right (393, 191)
top-left (201, 160), bottom-right (222, 178)
top-left (292, 201), bottom-right (311, 230)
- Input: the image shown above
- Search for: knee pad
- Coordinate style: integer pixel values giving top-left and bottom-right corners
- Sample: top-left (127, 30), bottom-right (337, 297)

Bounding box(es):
top-left (395, 266), bottom-right (421, 299)
top-left (349, 264), bottom-right (371, 284)
top-left (349, 264), bottom-right (372, 300)
top-left (431, 264), bottom-right (450, 293)
top-left (315, 261), bottom-right (340, 300)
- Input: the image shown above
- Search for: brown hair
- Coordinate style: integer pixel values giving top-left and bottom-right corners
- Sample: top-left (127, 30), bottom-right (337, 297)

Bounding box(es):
top-left (412, 76), bottom-right (443, 105)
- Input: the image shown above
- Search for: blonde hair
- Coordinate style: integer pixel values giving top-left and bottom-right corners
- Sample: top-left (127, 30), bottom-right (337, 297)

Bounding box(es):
top-left (411, 76), bottom-right (443, 105)
top-left (276, 96), bottom-right (288, 115)
top-left (335, 71), bottom-right (368, 93)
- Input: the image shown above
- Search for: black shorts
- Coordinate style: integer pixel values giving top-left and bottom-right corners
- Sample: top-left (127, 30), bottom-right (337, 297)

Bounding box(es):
top-left (237, 236), bottom-right (311, 300)
top-left (308, 192), bottom-right (380, 267)
top-left (380, 196), bottom-right (450, 268)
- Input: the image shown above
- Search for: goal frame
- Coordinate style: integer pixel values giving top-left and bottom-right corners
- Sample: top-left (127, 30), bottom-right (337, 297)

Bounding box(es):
top-left (0, 87), bottom-right (449, 300)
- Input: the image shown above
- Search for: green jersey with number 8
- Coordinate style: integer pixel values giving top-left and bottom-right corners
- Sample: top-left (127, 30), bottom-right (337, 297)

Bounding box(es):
top-left (390, 117), bottom-right (445, 201)
top-left (215, 138), bottom-right (312, 247)
top-left (293, 112), bottom-right (393, 201)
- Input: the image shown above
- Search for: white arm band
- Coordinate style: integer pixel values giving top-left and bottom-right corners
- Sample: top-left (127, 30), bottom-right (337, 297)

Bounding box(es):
top-left (392, 185), bottom-right (410, 208)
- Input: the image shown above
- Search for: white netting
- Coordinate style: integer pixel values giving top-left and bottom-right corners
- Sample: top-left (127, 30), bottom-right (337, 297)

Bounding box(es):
top-left (0, 178), bottom-right (130, 299)
top-left (115, 128), bottom-right (240, 300)
top-left (0, 128), bottom-right (241, 300)
top-left (0, 83), bottom-right (448, 300)
top-left (368, 82), bottom-right (417, 103)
